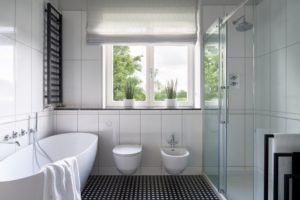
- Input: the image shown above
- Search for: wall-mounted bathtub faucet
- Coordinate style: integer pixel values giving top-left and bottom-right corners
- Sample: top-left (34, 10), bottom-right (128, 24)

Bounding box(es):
top-left (168, 133), bottom-right (178, 149)
top-left (28, 112), bottom-right (38, 134)
top-left (0, 140), bottom-right (20, 146)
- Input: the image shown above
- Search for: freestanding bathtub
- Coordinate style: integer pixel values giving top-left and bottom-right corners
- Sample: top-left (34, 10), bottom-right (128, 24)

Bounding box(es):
top-left (0, 132), bottom-right (98, 200)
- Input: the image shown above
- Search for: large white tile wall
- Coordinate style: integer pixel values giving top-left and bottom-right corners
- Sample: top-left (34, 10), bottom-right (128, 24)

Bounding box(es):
top-left (62, 11), bottom-right (102, 108)
top-left (254, 0), bottom-right (300, 199)
top-left (202, 5), bottom-right (254, 168)
top-left (254, 0), bottom-right (300, 146)
top-left (0, 0), bottom-right (57, 160)
top-left (54, 110), bottom-right (202, 175)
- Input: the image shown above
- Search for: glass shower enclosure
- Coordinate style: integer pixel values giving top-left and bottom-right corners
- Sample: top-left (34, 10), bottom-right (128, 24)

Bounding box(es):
top-left (203, 18), bottom-right (228, 196)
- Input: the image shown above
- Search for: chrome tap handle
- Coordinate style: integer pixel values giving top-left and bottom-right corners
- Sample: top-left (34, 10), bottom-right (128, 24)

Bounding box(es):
top-left (12, 131), bottom-right (18, 139)
top-left (20, 129), bottom-right (27, 136)
top-left (4, 135), bottom-right (10, 141)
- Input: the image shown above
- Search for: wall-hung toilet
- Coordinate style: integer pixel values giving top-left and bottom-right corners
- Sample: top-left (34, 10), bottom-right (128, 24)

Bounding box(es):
top-left (113, 144), bottom-right (142, 175)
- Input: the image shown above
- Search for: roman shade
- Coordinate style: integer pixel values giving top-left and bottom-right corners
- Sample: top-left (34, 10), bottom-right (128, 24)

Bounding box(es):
top-left (87, 0), bottom-right (198, 44)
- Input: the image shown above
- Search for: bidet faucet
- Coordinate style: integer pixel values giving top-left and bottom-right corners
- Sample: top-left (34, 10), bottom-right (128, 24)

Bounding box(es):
top-left (168, 133), bottom-right (178, 149)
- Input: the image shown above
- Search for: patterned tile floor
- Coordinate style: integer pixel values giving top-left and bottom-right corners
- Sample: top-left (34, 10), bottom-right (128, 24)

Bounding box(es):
top-left (82, 175), bottom-right (220, 200)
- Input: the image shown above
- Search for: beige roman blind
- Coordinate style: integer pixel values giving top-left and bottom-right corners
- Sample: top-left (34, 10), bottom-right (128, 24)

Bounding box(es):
top-left (87, 0), bottom-right (198, 44)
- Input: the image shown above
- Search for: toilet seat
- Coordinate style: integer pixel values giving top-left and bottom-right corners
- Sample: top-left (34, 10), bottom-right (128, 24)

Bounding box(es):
top-left (113, 145), bottom-right (142, 157)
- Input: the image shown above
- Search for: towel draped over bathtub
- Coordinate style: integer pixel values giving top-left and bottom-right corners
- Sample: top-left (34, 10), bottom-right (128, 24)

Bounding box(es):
top-left (41, 157), bottom-right (81, 200)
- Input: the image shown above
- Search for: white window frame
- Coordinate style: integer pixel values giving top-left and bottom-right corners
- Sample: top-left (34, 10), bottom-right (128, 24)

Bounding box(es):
top-left (105, 44), bottom-right (195, 108)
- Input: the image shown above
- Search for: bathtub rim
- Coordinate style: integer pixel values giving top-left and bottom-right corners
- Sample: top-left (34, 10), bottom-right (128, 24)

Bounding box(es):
top-left (0, 132), bottom-right (98, 183)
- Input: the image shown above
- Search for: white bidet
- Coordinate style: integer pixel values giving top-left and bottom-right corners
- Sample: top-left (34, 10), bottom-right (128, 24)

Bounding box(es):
top-left (160, 147), bottom-right (190, 175)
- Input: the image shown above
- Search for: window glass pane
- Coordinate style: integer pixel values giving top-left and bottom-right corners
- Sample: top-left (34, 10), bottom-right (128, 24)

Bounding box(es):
top-left (204, 43), bottom-right (219, 104)
top-left (113, 46), bottom-right (146, 101)
top-left (154, 46), bottom-right (188, 102)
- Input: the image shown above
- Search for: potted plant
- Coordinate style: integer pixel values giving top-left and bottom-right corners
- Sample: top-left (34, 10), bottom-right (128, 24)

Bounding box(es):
top-left (165, 79), bottom-right (177, 108)
top-left (124, 79), bottom-right (135, 108)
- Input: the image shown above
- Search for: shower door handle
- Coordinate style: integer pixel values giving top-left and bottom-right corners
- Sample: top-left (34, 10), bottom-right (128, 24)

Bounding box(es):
top-left (220, 86), bottom-right (229, 90)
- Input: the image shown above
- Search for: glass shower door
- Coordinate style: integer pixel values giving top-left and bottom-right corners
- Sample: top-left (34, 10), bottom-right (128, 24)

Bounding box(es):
top-left (218, 21), bottom-right (228, 196)
top-left (203, 18), bottom-right (228, 196)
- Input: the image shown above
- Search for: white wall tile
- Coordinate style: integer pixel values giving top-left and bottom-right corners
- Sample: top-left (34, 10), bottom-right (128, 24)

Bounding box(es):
top-left (0, 122), bottom-right (16, 160)
top-left (15, 42), bottom-right (31, 115)
top-left (270, 116), bottom-right (286, 133)
top-left (81, 60), bottom-right (102, 108)
top-left (78, 114), bottom-right (98, 133)
top-left (161, 110), bottom-right (182, 115)
top-left (81, 12), bottom-right (101, 60)
top-left (100, 167), bottom-right (120, 175)
top-left (56, 114), bottom-right (78, 133)
top-left (255, 114), bottom-right (270, 130)
top-left (0, 0), bottom-right (15, 39)
top-left (228, 58), bottom-right (245, 110)
top-left (182, 114), bottom-right (202, 167)
top-left (226, 6), bottom-right (245, 58)
top-left (31, 0), bottom-right (44, 52)
top-left (140, 110), bottom-right (161, 115)
top-left (270, 49), bottom-right (286, 112)
top-left (255, 0), bottom-right (271, 56)
top-left (119, 110), bottom-right (140, 115)
top-left (59, 0), bottom-right (87, 11)
top-left (287, 44), bottom-right (300, 114)
top-left (162, 114), bottom-right (182, 146)
top-left (0, 0), bottom-right (54, 161)
top-left (245, 114), bottom-right (254, 166)
top-left (140, 167), bottom-right (162, 175)
top-left (141, 114), bottom-right (161, 167)
top-left (286, 119), bottom-right (300, 133)
top-left (287, 0), bottom-right (300, 45)
top-left (62, 11), bottom-right (81, 60)
top-left (0, 35), bottom-right (15, 117)
top-left (245, 58), bottom-right (253, 111)
top-left (16, 0), bottom-right (32, 46)
top-left (270, 0), bottom-right (286, 51)
top-left (63, 61), bottom-right (81, 107)
top-left (255, 54), bottom-right (270, 111)
top-left (119, 114), bottom-right (140, 144)
top-left (98, 110), bottom-right (119, 115)
top-left (15, 120), bottom-right (30, 149)
top-left (99, 114), bottom-right (119, 167)
top-left (37, 115), bottom-right (54, 139)
top-left (31, 49), bottom-right (43, 112)
top-left (202, 6), bottom-right (224, 34)
top-left (227, 114), bottom-right (245, 166)
top-left (245, 6), bottom-right (254, 58)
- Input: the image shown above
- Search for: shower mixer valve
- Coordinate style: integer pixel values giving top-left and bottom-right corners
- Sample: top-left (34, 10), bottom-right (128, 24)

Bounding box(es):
top-left (229, 73), bottom-right (240, 89)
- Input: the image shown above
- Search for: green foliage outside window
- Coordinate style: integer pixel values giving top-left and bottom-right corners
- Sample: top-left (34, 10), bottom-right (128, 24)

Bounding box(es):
top-left (204, 46), bottom-right (219, 101)
top-left (113, 46), bottom-right (145, 101)
top-left (113, 46), bottom-right (188, 102)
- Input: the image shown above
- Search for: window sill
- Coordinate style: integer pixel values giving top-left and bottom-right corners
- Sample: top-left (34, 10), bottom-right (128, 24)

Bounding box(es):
top-left (54, 107), bottom-right (201, 111)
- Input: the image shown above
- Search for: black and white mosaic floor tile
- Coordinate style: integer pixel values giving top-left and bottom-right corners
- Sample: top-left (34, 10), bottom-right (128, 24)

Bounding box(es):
top-left (82, 175), bottom-right (220, 200)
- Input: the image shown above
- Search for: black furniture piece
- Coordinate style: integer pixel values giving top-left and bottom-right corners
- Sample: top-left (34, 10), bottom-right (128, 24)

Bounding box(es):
top-left (264, 134), bottom-right (300, 200)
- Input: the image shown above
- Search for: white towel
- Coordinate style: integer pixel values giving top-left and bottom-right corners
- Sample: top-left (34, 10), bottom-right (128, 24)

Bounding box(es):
top-left (41, 157), bottom-right (81, 200)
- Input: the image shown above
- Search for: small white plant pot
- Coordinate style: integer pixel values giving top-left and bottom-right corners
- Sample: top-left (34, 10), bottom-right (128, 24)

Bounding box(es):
top-left (124, 99), bottom-right (134, 108)
top-left (166, 99), bottom-right (177, 108)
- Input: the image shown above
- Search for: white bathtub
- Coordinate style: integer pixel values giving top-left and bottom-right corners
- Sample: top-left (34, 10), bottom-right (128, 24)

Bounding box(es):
top-left (0, 132), bottom-right (98, 200)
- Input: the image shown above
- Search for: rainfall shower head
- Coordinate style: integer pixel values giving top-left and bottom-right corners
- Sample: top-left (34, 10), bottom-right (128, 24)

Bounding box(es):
top-left (232, 15), bottom-right (253, 32)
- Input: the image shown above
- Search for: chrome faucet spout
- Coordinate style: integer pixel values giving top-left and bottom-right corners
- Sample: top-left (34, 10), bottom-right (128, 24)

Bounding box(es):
top-left (168, 133), bottom-right (178, 149)
top-left (0, 141), bottom-right (20, 146)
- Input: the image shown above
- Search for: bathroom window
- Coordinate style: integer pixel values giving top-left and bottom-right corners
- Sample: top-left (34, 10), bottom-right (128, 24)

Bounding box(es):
top-left (105, 45), bottom-right (194, 108)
